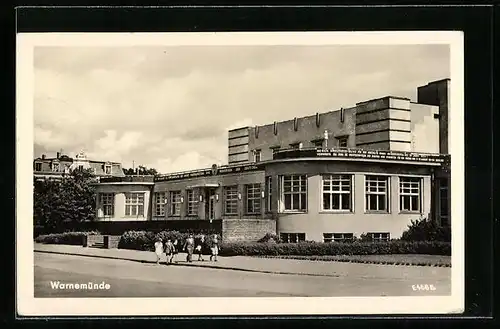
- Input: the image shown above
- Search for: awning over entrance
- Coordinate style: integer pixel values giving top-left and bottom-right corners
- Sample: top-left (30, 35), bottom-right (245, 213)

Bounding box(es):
top-left (186, 183), bottom-right (220, 189)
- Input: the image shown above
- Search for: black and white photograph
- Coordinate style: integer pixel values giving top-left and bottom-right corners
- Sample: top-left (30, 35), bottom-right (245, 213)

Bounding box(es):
top-left (17, 31), bottom-right (464, 316)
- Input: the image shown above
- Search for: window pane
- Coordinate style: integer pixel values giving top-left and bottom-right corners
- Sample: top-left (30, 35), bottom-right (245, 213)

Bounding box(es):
top-left (341, 194), bottom-right (350, 210)
top-left (284, 194), bottom-right (292, 210)
top-left (323, 193), bottom-right (331, 210)
top-left (292, 194), bottom-right (299, 210)
top-left (332, 194), bottom-right (340, 210)
top-left (378, 195), bottom-right (386, 211)
top-left (411, 196), bottom-right (419, 211)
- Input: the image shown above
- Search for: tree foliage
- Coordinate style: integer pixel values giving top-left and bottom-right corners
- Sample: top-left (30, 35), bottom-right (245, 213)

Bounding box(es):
top-left (122, 165), bottom-right (158, 176)
top-left (400, 216), bottom-right (451, 242)
top-left (34, 168), bottom-right (97, 232)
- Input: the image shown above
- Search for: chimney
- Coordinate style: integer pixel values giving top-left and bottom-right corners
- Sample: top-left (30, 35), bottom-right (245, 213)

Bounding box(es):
top-left (57, 152), bottom-right (60, 159)
top-left (41, 154), bottom-right (46, 160)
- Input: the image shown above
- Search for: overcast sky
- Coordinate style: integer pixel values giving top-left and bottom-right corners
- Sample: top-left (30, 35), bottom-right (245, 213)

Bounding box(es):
top-left (34, 45), bottom-right (449, 173)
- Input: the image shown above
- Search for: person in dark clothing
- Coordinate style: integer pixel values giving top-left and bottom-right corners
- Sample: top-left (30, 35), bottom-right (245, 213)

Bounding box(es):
top-left (196, 234), bottom-right (206, 261)
top-left (183, 234), bottom-right (195, 262)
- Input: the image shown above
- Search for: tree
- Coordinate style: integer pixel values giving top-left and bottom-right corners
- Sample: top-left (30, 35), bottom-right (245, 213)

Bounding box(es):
top-left (34, 168), bottom-right (97, 232)
top-left (122, 165), bottom-right (158, 176)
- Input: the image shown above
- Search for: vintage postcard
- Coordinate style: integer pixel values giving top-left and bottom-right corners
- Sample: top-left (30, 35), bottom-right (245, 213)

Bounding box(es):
top-left (17, 31), bottom-right (464, 316)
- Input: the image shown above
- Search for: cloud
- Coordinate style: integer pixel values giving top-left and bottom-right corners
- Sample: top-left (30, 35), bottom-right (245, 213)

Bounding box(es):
top-left (33, 44), bottom-right (450, 173)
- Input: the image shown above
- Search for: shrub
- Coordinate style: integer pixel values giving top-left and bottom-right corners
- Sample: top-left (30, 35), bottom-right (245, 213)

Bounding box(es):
top-left (218, 240), bottom-right (451, 257)
top-left (400, 217), bottom-right (451, 242)
top-left (258, 233), bottom-right (281, 243)
top-left (34, 231), bottom-right (99, 245)
top-left (117, 230), bottom-right (220, 254)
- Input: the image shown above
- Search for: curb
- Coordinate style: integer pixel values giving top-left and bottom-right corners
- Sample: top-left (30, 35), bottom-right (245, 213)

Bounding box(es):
top-left (34, 250), bottom-right (341, 278)
top-left (256, 256), bottom-right (451, 268)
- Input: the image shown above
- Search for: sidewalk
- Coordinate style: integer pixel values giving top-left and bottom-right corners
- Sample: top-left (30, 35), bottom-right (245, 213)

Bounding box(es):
top-left (34, 243), bottom-right (450, 280)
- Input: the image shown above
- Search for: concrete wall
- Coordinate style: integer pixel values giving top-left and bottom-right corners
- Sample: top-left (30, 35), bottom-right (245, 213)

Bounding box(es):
top-left (228, 127), bottom-right (250, 164)
top-left (222, 219), bottom-right (277, 242)
top-left (264, 160), bottom-right (433, 241)
top-left (410, 103), bottom-right (440, 153)
top-left (96, 184), bottom-right (153, 221)
top-left (246, 108), bottom-right (357, 163)
top-left (417, 79), bottom-right (450, 154)
top-left (355, 97), bottom-right (412, 152)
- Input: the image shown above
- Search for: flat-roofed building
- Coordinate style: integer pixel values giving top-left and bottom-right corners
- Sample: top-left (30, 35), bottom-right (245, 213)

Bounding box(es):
top-left (92, 79), bottom-right (451, 241)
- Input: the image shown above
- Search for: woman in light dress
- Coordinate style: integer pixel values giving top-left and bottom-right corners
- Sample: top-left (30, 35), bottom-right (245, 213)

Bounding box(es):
top-left (209, 234), bottom-right (219, 262)
top-left (154, 237), bottom-right (163, 265)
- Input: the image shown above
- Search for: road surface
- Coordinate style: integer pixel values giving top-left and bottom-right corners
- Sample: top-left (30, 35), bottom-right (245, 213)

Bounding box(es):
top-left (34, 252), bottom-right (451, 297)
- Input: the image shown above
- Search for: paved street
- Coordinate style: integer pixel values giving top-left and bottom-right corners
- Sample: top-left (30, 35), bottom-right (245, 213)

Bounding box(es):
top-left (35, 252), bottom-right (451, 297)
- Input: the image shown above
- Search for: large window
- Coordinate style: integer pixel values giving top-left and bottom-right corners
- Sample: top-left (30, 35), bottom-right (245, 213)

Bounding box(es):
top-left (365, 175), bottom-right (389, 212)
top-left (154, 192), bottom-right (166, 217)
top-left (246, 184), bottom-right (261, 214)
top-left (125, 192), bottom-right (144, 217)
top-left (323, 233), bottom-right (354, 243)
top-left (99, 193), bottom-right (114, 217)
top-left (322, 174), bottom-right (352, 211)
top-left (34, 162), bottom-right (42, 171)
top-left (187, 189), bottom-right (198, 216)
top-left (280, 175), bottom-right (307, 212)
top-left (169, 191), bottom-right (182, 216)
top-left (224, 186), bottom-right (239, 215)
top-left (399, 177), bottom-right (421, 212)
top-left (280, 233), bottom-right (306, 243)
top-left (266, 176), bottom-right (272, 212)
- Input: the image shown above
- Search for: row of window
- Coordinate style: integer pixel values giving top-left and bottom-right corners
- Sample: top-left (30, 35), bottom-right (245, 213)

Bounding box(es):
top-left (99, 192), bottom-right (145, 217)
top-left (280, 232), bottom-right (390, 243)
top-left (98, 175), bottom-right (422, 217)
top-left (275, 174), bottom-right (422, 213)
top-left (153, 184), bottom-right (263, 217)
top-left (34, 162), bottom-right (112, 174)
top-left (252, 136), bottom-right (348, 162)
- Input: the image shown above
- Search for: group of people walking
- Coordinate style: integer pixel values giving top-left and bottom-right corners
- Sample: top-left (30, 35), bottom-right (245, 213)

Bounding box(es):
top-left (154, 234), bottom-right (219, 265)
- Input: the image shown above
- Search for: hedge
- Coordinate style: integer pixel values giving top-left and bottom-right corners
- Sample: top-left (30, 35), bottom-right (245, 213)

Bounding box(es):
top-left (34, 231), bottom-right (100, 245)
top-left (217, 240), bottom-right (451, 256)
top-left (117, 230), bottom-right (219, 253)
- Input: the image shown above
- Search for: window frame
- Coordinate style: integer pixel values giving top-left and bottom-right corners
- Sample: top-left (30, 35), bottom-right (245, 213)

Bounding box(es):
top-left (279, 175), bottom-right (308, 213)
top-left (34, 162), bottom-right (42, 171)
top-left (153, 192), bottom-right (166, 217)
top-left (266, 176), bottom-right (272, 213)
top-left (323, 233), bottom-right (354, 243)
top-left (365, 175), bottom-right (390, 213)
top-left (224, 186), bottom-right (239, 215)
top-left (369, 232), bottom-right (390, 242)
top-left (245, 184), bottom-right (261, 215)
top-left (321, 174), bottom-right (353, 212)
top-left (124, 192), bottom-right (145, 217)
top-left (254, 149), bottom-right (261, 163)
top-left (104, 164), bottom-right (112, 175)
top-left (399, 177), bottom-right (422, 213)
top-left (99, 193), bottom-right (115, 217)
top-left (169, 190), bottom-right (182, 216)
top-left (186, 189), bottom-right (198, 216)
top-left (337, 136), bottom-right (348, 148)
top-left (280, 233), bottom-right (306, 243)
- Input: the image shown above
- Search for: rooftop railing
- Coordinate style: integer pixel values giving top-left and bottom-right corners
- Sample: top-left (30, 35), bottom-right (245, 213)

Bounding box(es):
top-left (99, 175), bottom-right (155, 183)
top-left (273, 147), bottom-right (449, 163)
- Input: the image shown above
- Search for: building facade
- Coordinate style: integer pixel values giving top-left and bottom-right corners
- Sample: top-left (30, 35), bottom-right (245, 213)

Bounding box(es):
top-left (33, 151), bottom-right (125, 182)
top-left (94, 79), bottom-right (451, 242)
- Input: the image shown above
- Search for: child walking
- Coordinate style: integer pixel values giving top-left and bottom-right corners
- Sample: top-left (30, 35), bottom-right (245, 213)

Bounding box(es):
top-left (164, 239), bottom-right (175, 264)
top-left (196, 234), bottom-right (206, 261)
top-left (154, 237), bottom-right (163, 265)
